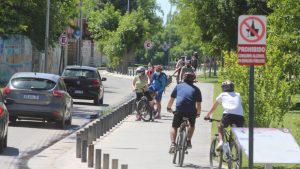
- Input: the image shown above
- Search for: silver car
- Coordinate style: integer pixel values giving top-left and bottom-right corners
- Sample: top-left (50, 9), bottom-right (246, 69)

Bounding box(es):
top-left (3, 72), bottom-right (73, 128)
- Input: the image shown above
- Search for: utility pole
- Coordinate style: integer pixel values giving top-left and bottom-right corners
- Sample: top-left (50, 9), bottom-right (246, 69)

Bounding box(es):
top-left (127, 0), bottom-right (130, 12)
top-left (79, 0), bottom-right (83, 65)
top-left (44, 0), bottom-right (50, 72)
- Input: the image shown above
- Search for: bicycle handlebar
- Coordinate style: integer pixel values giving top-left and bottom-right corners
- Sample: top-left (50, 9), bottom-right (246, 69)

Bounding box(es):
top-left (204, 117), bottom-right (221, 122)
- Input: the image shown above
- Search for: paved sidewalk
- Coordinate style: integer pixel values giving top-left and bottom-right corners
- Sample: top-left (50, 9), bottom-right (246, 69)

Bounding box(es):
top-left (28, 74), bottom-right (214, 169)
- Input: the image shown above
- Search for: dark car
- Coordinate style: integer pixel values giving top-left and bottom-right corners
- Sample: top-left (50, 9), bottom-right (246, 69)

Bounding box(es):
top-left (2, 72), bottom-right (73, 128)
top-left (0, 91), bottom-right (9, 152)
top-left (61, 65), bottom-right (106, 105)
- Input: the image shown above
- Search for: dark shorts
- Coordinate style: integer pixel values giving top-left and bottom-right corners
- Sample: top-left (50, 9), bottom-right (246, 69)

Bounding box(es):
top-left (136, 91), bottom-right (153, 101)
top-left (221, 114), bottom-right (244, 128)
top-left (172, 111), bottom-right (196, 128)
top-left (155, 91), bottom-right (163, 102)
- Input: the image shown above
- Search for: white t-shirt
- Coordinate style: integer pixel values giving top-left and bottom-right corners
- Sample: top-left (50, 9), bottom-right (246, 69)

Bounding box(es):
top-left (216, 92), bottom-right (243, 116)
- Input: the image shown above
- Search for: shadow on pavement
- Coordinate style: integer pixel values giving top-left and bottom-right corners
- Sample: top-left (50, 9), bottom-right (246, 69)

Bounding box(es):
top-left (8, 120), bottom-right (79, 130)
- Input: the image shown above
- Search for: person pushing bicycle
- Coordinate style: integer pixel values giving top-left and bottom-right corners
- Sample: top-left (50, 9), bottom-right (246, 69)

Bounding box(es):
top-left (167, 72), bottom-right (202, 153)
top-left (133, 66), bottom-right (154, 121)
top-left (204, 80), bottom-right (244, 149)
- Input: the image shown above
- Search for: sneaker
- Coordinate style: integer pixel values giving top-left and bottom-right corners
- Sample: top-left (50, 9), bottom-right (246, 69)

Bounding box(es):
top-left (169, 143), bottom-right (176, 154)
top-left (187, 140), bottom-right (192, 149)
top-left (216, 141), bottom-right (223, 151)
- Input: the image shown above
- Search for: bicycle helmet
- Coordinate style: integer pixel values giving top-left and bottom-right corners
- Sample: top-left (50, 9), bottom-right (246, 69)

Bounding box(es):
top-left (136, 66), bottom-right (146, 74)
top-left (221, 80), bottom-right (234, 92)
top-left (183, 72), bottom-right (196, 83)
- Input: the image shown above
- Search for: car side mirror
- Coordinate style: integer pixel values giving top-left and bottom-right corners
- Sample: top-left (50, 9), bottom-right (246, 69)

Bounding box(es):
top-left (101, 77), bottom-right (107, 81)
top-left (4, 98), bottom-right (14, 105)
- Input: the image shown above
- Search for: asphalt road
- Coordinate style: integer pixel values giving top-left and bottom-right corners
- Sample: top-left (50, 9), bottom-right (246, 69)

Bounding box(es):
top-left (0, 72), bottom-right (133, 169)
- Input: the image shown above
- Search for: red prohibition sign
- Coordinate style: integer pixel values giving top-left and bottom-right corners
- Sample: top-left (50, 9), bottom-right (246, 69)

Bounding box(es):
top-left (240, 16), bottom-right (265, 43)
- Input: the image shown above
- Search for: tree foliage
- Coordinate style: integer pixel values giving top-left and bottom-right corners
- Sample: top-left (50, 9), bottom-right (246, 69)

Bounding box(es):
top-left (0, 0), bottom-right (78, 50)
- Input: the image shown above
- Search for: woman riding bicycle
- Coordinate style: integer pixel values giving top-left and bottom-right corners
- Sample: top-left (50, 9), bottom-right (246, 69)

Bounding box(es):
top-left (132, 66), bottom-right (154, 121)
top-left (204, 80), bottom-right (244, 149)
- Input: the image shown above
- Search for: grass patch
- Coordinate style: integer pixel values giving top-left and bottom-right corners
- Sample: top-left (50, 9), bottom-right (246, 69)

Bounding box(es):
top-left (197, 74), bottom-right (219, 83)
top-left (210, 83), bottom-right (300, 169)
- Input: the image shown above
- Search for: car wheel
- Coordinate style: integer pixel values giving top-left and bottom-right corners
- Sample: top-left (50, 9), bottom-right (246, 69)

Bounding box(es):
top-left (0, 136), bottom-right (3, 153)
top-left (57, 111), bottom-right (65, 129)
top-left (9, 116), bottom-right (17, 123)
top-left (65, 112), bottom-right (72, 126)
top-left (99, 95), bottom-right (104, 105)
top-left (94, 95), bottom-right (100, 105)
top-left (4, 133), bottom-right (7, 148)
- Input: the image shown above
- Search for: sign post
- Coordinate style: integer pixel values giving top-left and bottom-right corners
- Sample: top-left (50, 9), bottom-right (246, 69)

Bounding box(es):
top-left (59, 33), bottom-right (68, 75)
top-left (238, 15), bottom-right (267, 169)
top-left (144, 40), bottom-right (153, 49)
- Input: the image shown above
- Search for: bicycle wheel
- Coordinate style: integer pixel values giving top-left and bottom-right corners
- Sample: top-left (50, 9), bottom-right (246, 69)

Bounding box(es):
top-left (229, 140), bottom-right (242, 169)
top-left (209, 137), bottom-right (223, 169)
top-left (178, 128), bottom-right (187, 167)
top-left (173, 136), bottom-right (180, 164)
top-left (137, 99), bottom-right (152, 121)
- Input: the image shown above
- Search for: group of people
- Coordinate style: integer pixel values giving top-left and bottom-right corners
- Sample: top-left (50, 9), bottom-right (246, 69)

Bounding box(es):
top-left (132, 57), bottom-right (244, 154)
top-left (132, 63), bottom-right (168, 120)
top-left (173, 52), bottom-right (199, 84)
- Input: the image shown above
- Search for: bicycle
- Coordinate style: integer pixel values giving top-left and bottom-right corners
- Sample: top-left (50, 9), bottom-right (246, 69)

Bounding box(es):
top-left (204, 117), bottom-right (242, 169)
top-left (136, 89), bottom-right (156, 122)
top-left (172, 111), bottom-right (189, 167)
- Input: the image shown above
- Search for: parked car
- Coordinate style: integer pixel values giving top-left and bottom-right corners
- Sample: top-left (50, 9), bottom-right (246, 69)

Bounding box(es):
top-left (61, 65), bottom-right (106, 105)
top-left (2, 72), bottom-right (73, 128)
top-left (0, 91), bottom-right (9, 152)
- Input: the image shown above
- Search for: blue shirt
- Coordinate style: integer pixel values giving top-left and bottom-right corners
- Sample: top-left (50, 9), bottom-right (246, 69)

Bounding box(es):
top-left (150, 72), bottom-right (167, 93)
top-left (171, 82), bottom-right (202, 115)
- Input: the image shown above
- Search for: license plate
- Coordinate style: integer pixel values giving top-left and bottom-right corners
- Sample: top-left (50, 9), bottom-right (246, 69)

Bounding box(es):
top-left (75, 90), bottom-right (83, 94)
top-left (24, 94), bottom-right (40, 100)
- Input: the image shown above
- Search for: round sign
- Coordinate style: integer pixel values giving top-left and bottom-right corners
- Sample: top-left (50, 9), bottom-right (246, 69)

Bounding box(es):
top-left (239, 16), bottom-right (266, 43)
top-left (59, 34), bottom-right (68, 46)
top-left (144, 40), bottom-right (153, 49)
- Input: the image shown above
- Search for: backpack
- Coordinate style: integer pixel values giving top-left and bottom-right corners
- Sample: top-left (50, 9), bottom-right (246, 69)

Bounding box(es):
top-left (151, 72), bottom-right (167, 92)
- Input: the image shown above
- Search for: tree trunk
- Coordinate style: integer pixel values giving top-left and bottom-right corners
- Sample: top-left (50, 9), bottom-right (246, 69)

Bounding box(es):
top-left (208, 57), bottom-right (212, 78)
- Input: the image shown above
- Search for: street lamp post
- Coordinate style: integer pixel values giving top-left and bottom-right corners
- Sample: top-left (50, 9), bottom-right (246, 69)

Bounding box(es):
top-left (78, 0), bottom-right (83, 65)
top-left (44, 0), bottom-right (50, 72)
top-left (127, 0), bottom-right (130, 12)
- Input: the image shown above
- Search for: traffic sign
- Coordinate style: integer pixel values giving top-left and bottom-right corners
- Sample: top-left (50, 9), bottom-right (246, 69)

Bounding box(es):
top-left (238, 15), bottom-right (266, 65)
top-left (59, 34), bottom-right (68, 46)
top-left (144, 40), bottom-right (153, 49)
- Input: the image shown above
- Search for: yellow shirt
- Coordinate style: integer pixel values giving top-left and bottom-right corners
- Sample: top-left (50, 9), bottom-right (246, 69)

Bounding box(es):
top-left (133, 75), bottom-right (149, 93)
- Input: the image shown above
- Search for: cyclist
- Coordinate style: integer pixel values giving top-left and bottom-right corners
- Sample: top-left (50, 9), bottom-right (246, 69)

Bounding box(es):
top-left (172, 56), bottom-right (185, 84)
top-left (204, 80), bottom-right (244, 149)
top-left (132, 66), bottom-right (154, 121)
top-left (149, 65), bottom-right (167, 119)
top-left (167, 72), bottom-right (202, 153)
top-left (179, 60), bottom-right (194, 83)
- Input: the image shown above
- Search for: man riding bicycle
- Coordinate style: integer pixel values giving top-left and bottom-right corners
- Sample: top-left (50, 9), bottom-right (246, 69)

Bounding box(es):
top-left (132, 66), bottom-right (154, 121)
top-left (204, 80), bottom-right (244, 149)
top-left (167, 72), bottom-right (202, 153)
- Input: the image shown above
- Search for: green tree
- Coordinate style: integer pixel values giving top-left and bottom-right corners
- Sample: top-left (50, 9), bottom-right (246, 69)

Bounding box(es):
top-left (0, 0), bottom-right (77, 50)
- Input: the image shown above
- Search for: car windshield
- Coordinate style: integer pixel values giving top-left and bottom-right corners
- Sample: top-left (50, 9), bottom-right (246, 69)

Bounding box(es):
top-left (11, 78), bottom-right (56, 90)
top-left (62, 69), bottom-right (96, 78)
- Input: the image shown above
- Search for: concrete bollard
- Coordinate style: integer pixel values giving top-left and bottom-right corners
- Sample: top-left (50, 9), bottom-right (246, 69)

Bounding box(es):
top-left (84, 128), bottom-right (89, 143)
top-left (92, 123), bottom-right (97, 141)
top-left (99, 117), bottom-right (104, 136)
top-left (121, 164), bottom-right (128, 169)
top-left (95, 149), bottom-right (102, 169)
top-left (88, 126), bottom-right (93, 144)
top-left (81, 140), bottom-right (88, 162)
top-left (96, 120), bottom-right (101, 138)
top-left (112, 159), bottom-right (118, 169)
top-left (76, 132), bottom-right (82, 158)
top-left (88, 144), bottom-right (94, 168)
top-left (103, 154), bottom-right (109, 169)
